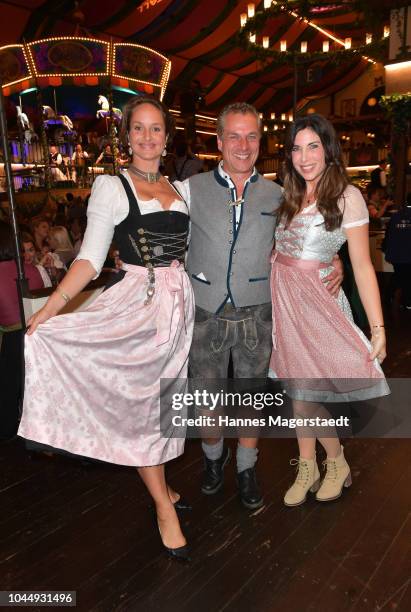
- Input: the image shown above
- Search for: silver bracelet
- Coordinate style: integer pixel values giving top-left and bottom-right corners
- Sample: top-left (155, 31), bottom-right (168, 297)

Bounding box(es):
top-left (56, 288), bottom-right (71, 304)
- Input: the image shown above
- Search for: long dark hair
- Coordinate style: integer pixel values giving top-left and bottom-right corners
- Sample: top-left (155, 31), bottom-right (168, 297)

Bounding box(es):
top-left (279, 113), bottom-right (349, 231)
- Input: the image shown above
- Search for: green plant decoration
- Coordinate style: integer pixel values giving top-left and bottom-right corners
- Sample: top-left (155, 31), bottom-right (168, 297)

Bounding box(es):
top-left (236, 0), bottom-right (408, 65)
top-left (380, 93), bottom-right (411, 133)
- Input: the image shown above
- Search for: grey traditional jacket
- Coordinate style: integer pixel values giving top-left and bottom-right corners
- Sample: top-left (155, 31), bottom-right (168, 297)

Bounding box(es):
top-left (187, 169), bottom-right (282, 313)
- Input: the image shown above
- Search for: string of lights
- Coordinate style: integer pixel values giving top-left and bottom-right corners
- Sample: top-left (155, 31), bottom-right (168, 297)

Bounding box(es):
top-left (238, 1), bottom-right (391, 65)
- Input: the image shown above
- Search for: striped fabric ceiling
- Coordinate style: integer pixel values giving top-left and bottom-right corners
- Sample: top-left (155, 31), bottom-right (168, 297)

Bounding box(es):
top-left (0, 0), bottom-right (395, 114)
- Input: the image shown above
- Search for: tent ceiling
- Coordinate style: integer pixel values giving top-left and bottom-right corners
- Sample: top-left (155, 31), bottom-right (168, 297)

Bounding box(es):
top-left (0, 0), bottom-right (399, 114)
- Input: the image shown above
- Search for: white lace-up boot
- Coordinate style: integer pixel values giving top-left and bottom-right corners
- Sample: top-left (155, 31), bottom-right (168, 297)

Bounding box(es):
top-left (316, 445), bottom-right (352, 502)
top-left (284, 456), bottom-right (320, 507)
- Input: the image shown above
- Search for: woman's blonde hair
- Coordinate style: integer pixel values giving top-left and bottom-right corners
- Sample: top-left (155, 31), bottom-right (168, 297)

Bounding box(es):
top-left (48, 226), bottom-right (74, 251)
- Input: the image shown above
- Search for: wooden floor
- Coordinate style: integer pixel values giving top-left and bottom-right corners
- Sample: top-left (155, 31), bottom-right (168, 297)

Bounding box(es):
top-left (1, 301), bottom-right (410, 612)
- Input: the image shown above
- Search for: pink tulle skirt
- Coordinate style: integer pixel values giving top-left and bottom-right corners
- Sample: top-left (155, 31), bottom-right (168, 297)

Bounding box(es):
top-left (18, 261), bottom-right (195, 466)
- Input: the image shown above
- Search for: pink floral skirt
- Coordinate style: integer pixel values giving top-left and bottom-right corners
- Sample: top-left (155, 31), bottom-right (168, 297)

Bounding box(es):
top-left (269, 251), bottom-right (389, 402)
top-left (18, 262), bottom-right (195, 466)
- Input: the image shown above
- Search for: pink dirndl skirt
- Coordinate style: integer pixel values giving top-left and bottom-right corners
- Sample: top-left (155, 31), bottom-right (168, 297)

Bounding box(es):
top-left (18, 261), bottom-right (195, 466)
top-left (269, 251), bottom-right (389, 402)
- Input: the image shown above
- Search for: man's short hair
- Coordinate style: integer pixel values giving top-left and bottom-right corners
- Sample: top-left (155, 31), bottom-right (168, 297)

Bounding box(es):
top-left (216, 102), bottom-right (262, 138)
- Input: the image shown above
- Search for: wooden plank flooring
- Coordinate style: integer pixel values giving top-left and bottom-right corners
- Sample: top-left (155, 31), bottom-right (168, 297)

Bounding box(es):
top-left (1, 438), bottom-right (410, 612)
top-left (0, 301), bottom-right (410, 611)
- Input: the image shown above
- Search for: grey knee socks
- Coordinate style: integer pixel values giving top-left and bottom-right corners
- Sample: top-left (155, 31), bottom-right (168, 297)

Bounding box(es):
top-left (202, 440), bottom-right (258, 473)
top-left (236, 444), bottom-right (258, 473)
top-left (202, 438), bottom-right (224, 460)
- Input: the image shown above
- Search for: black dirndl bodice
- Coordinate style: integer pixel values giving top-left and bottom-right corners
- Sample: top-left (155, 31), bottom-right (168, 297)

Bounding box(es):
top-left (115, 173), bottom-right (189, 268)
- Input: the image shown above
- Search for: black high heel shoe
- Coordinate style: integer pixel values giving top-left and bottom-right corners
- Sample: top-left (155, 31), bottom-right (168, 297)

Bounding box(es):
top-left (157, 522), bottom-right (191, 562)
top-left (173, 497), bottom-right (192, 511)
top-left (163, 542), bottom-right (191, 562)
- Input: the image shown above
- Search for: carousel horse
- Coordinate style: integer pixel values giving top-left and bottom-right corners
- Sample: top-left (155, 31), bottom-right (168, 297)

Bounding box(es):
top-left (42, 106), bottom-right (74, 131)
top-left (17, 106), bottom-right (30, 131)
top-left (16, 106), bottom-right (37, 144)
top-left (96, 95), bottom-right (122, 123)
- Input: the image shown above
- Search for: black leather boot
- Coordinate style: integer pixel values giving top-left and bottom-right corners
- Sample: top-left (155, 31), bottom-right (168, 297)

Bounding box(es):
top-left (237, 467), bottom-right (264, 509)
top-left (201, 446), bottom-right (231, 495)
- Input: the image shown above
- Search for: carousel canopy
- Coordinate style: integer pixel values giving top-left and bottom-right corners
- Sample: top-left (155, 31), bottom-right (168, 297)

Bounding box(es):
top-left (0, 38), bottom-right (170, 99)
top-left (0, 0), bottom-right (405, 113)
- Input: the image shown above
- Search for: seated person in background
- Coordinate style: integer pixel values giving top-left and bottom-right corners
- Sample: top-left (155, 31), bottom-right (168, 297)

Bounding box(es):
top-left (39, 240), bottom-right (66, 285)
top-left (367, 187), bottom-right (393, 221)
top-left (31, 216), bottom-right (50, 253)
top-left (22, 232), bottom-right (52, 287)
top-left (48, 226), bottom-right (76, 267)
top-left (0, 221), bottom-right (44, 439)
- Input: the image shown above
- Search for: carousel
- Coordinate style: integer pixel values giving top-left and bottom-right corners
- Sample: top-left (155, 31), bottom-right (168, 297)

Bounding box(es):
top-left (0, 37), bottom-right (171, 321)
top-left (0, 37), bottom-right (171, 201)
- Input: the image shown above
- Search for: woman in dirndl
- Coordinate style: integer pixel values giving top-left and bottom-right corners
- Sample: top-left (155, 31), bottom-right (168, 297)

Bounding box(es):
top-left (269, 114), bottom-right (389, 507)
top-left (18, 96), bottom-right (194, 561)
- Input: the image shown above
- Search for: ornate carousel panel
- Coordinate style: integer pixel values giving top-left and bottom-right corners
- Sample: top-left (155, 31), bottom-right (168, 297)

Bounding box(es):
top-left (0, 45), bottom-right (33, 92)
top-left (0, 38), bottom-right (171, 100)
top-left (27, 38), bottom-right (110, 77)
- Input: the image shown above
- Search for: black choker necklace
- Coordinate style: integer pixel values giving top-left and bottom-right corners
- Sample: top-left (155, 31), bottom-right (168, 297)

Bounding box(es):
top-left (128, 165), bottom-right (161, 183)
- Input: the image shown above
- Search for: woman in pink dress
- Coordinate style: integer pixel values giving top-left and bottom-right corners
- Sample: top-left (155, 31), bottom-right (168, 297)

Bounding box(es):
top-left (0, 221), bottom-right (44, 439)
top-left (18, 97), bottom-right (194, 561)
top-left (269, 114), bottom-right (389, 506)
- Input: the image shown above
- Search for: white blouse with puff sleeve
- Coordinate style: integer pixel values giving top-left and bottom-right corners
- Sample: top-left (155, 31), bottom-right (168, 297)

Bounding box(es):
top-left (74, 174), bottom-right (128, 277)
top-left (339, 184), bottom-right (369, 229)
